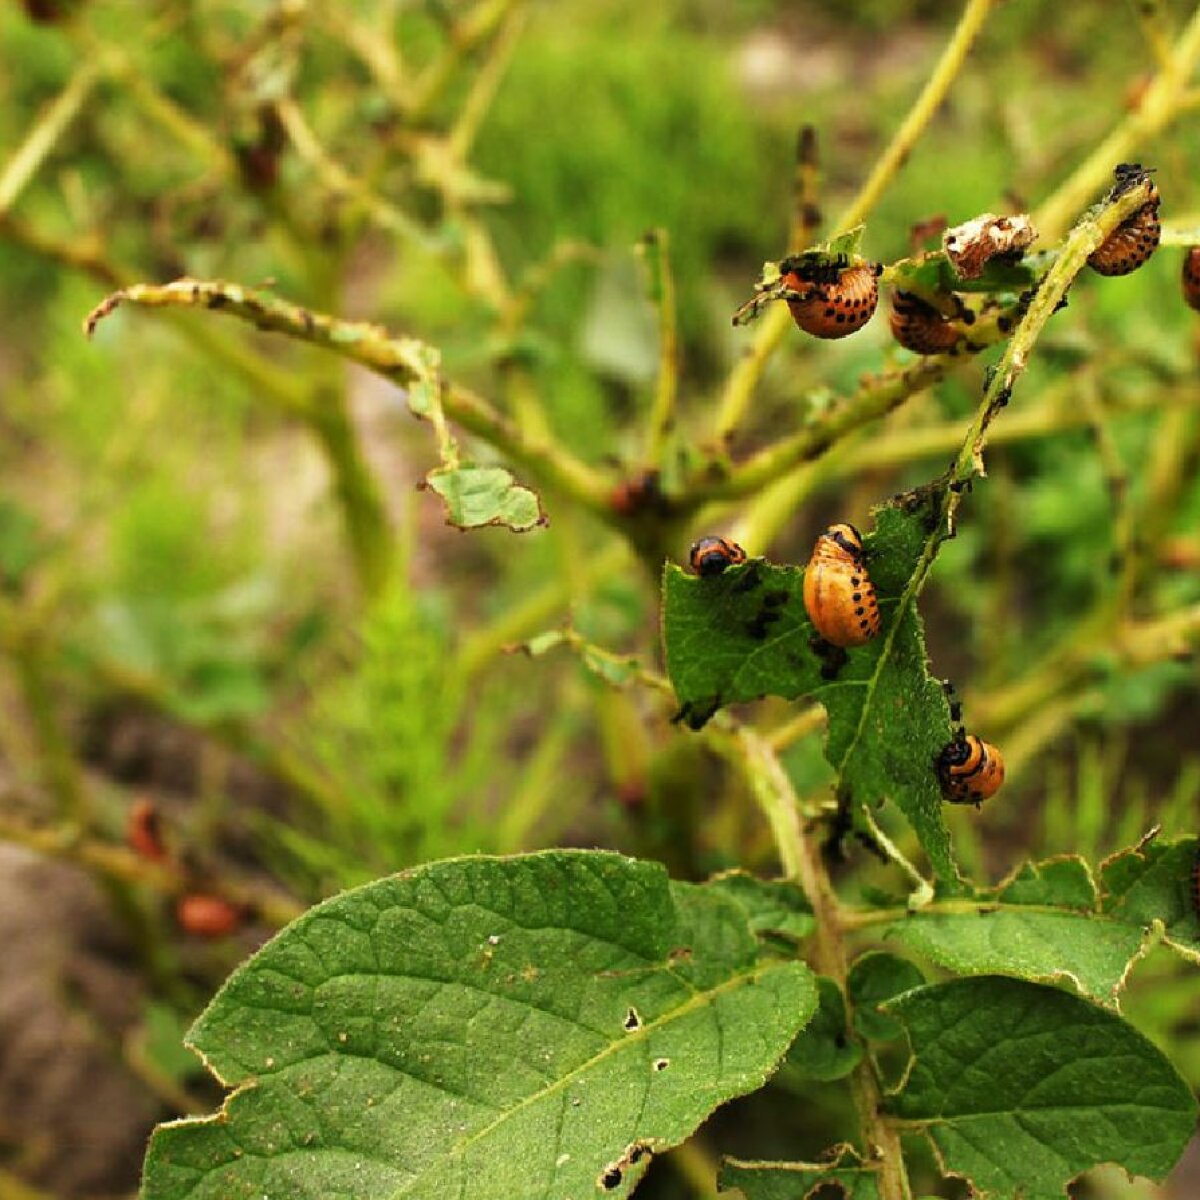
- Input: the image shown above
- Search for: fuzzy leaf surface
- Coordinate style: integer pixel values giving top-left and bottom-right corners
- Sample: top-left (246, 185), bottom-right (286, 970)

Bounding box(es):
top-left (885, 976), bottom-right (1197, 1199)
top-left (663, 495), bottom-right (956, 879)
top-left (141, 851), bottom-right (816, 1200)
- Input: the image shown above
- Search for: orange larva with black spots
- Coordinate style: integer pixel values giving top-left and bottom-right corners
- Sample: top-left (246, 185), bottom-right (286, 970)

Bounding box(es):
top-left (783, 259), bottom-right (879, 339)
top-left (689, 535), bottom-right (747, 577)
top-left (803, 523), bottom-right (881, 647)
top-left (1182, 248), bottom-right (1200, 311)
top-left (1088, 166), bottom-right (1160, 276)
top-left (889, 290), bottom-right (961, 355)
top-left (937, 735), bottom-right (1005, 805)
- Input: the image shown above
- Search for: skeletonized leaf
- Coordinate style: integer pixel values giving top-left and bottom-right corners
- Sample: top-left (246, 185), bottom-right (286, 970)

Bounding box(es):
top-left (141, 852), bottom-right (816, 1200)
top-left (885, 976), bottom-right (1197, 1199)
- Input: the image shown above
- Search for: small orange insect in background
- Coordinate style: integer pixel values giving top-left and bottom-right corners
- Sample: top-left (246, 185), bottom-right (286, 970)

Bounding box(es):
top-left (803, 523), bottom-right (881, 647)
top-left (937, 735), bottom-right (1005, 805)
top-left (782, 257), bottom-right (879, 339)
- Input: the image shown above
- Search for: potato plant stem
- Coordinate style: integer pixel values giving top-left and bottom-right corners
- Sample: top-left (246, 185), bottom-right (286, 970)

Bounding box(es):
top-left (83, 278), bottom-right (618, 522)
top-left (736, 730), bottom-right (911, 1200)
top-left (307, 388), bottom-right (397, 598)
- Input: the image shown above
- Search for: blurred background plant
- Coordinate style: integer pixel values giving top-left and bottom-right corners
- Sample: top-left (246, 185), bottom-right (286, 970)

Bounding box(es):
top-left (1, 0), bottom-right (1199, 1196)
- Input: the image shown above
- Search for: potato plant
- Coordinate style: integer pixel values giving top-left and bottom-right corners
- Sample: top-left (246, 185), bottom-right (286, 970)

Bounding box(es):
top-left (2, 2), bottom-right (1200, 1199)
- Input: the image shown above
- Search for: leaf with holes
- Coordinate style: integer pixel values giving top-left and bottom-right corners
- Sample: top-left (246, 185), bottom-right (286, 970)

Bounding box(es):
top-left (885, 976), bottom-right (1197, 1199)
top-left (662, 491), bottom-right (957, 879)
top-left (139, 851), bottom-right (817, 1200)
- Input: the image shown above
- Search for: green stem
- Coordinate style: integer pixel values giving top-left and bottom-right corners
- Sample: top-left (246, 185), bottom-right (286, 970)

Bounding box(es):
top-left (734, 730), bottom-right (912, 1200)
top-left (0, 61), bottom-right (102, 216)
top-left (306, 388), bottom-right (396, 599)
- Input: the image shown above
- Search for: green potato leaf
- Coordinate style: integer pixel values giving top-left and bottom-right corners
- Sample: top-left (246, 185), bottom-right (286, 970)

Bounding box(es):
top-left (781, 977), bottom-right (863, 1083)
top-left (846, 952), bottom-right (926, 1042)
top-left (882, 845), bottom-right (1195, 1005)
top-left (885, 976), bottom-right (1198, 1199)
top-left (141, 851), bottom-right (817, 1200)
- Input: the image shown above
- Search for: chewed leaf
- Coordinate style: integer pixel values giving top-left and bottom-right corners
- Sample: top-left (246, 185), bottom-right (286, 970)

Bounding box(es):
top-left (885, 977), bottom-right (1197, 1200)
top-left (140, 851), bottom-right (816, 1200)
top-left (424, 465), bottom-right (547, 532)
top-left (886, 247), bottom-right (1049, 296)
top-left (720, 1148), bottom-right (880, 1199)
top-left (879, 850), bottom-right (1192, 1005)
top-left (1101, 833), bottom-right (1200, 963)
top-left (662, 492), bottom-right (957, 880)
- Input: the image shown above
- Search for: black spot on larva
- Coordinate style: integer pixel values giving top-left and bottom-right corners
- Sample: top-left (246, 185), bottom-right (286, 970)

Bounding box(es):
top-left (851, 576), bottom-right (861, 586)
top-left (855, 607), bottom-right (865, 616)
top-left (623, 1008), bottom-right (641, 1032)
top-left (653, 1058), bottom-right (669, 1072)
top-left (601, 1168), bottom-right (623, 1190)
top-left (852, 592), bottom-right (862, 602)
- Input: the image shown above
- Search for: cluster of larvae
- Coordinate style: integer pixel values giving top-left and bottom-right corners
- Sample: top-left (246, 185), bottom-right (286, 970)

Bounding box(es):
top-left (686, 529), bottom-right (1004, 806)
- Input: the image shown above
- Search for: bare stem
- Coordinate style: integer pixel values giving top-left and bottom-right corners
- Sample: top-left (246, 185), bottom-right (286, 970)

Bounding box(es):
top-left (836, 0), bottom-right (998, 232)
top-left (83, 277), bottom-right (617, 518)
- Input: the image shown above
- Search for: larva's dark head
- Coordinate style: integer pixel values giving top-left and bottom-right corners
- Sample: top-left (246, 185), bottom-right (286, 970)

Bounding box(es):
top-left (689, 535), bottom-right (747, 577)
top-left (824, 523), bottom-right (864, 558)
top-left (937, 736), bottom-right (975, 771)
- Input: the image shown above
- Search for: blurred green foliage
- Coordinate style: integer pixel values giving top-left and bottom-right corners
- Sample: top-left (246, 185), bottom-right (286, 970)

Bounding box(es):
top-left (2, 1), bottom-right (1200, 1197)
